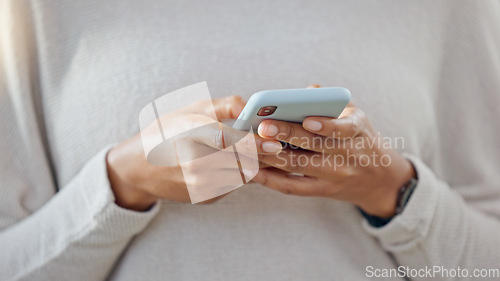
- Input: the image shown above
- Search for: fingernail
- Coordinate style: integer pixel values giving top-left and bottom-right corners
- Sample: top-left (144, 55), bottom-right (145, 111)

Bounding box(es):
top-left (303, 120), bottom-right (323, 131)
top-left (307, 84), bottom-right (321, 88)
top-left (262, 141), bottom-right (282, 153)
top-left (260, 124), bottom-right (279, 137)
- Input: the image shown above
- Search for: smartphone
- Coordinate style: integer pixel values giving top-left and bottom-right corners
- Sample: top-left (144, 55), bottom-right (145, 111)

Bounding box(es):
top-left (232, 87), bottom-right (351, 131)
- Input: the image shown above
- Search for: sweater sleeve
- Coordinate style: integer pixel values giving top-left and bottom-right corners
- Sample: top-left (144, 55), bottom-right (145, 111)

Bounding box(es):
top-left (0, 147), bottom-right (160, 281)
top-left (0, 1), bottom-right (160, 280)
top-left (363, 153), bottom-right (500, 280)
top-left (362, 2), bottom-right (500, 279)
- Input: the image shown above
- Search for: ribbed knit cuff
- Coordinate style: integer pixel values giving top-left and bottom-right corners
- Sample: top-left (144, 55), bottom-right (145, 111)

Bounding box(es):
top-left (362, 153), bottom-right (440, 252)
top-left (79, 145), bottom-right (160, 241)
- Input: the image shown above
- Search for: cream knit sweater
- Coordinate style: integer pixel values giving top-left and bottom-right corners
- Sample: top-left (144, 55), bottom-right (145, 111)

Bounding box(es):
top-left (1, 0), bottom-right (500, 280)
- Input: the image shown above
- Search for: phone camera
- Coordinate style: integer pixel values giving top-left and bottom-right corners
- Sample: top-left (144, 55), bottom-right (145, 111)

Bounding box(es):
top-left (257, 106), bottom-right (277, 116)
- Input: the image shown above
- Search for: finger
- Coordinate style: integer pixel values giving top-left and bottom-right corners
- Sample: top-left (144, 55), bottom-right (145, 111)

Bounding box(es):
top-left (258, 119), bottom-right (335, 152)
top-left (181, 150), bottom-right (257, 171)
top-left (259, 161), bottom-right (272, 169)
top-left (307, 84), bottom-right (321, 88)
top-left (188, 115), bottom-right (283, 155)
top-left (172, 95), bottom-right (246, 122)
top-left (258, 148), bottom-right (329, 177)
top-left (252, 167), bottom-right (319, 196)
top-left (243, 162), bottom-right (273, 185)
top-left (302, 105), bottom-right (366, 139)
top-left (212, 95), bottom-right (246, 120)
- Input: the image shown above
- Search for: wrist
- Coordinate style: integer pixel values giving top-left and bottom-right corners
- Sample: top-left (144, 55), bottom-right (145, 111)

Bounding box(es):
top-left (359, 151), bottom-right (416, 218)
top-left (106, 146), bottom-right (158, 212)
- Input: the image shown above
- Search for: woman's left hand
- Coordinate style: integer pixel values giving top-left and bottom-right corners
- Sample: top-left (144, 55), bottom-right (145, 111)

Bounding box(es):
top-left (253, 102), bottom-right (416, 218)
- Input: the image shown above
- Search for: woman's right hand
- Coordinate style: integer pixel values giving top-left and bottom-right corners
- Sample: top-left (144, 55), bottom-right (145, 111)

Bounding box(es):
top-left (106, 96), bottom-right (282, 211)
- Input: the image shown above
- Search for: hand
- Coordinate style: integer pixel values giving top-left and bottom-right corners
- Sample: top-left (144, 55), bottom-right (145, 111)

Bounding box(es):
top-left (253, 101), bottom-right (416, 218)
top-left (107, 96), bottom-right (282, 211)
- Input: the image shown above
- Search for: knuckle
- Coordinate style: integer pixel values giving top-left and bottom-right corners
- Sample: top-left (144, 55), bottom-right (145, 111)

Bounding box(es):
top-left (353, 109), bottom-right (368, 135)
top-left (328, 120), bottom-right (340, 138)
top-left (337, 167), bottom-right (355, 178)
top-left (228, 95), bottom-right (241, 103)
top-left (213, 128), bottom-right (225, 149)
top-left (357, 108), bottom-right (367, 121)
top-left (349, 119), bottom-right (358, 138)
top-left (279, 182), bottom-right (294, 195)
top-left (286, 154), bottom-right (303, 173)
top-left (278, 124), bottom-right (295, 141)
top-left (260, 172), bottom-right (269, 186)
top-left (311, 136), bottom-right (324, 150)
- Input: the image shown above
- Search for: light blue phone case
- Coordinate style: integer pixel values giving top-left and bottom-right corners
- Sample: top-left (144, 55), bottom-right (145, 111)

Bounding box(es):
top-left (233, 87), bottom-right (351, 131)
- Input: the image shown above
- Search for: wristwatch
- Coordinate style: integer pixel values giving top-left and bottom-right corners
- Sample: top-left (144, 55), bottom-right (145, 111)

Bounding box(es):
top-left (360, 177), bottom-right (419, 228)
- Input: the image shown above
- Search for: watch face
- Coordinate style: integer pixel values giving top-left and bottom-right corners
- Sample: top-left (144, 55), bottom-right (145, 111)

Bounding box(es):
top-left (396, 178), bottom-right (418, 215)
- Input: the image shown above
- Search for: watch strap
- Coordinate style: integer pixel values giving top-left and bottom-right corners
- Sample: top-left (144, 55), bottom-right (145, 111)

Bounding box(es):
top-left (360, 177), bottom-right (418, 228)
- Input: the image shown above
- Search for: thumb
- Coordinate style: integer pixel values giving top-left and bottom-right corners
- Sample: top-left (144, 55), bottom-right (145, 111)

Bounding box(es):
top-left (187, 115), bottom-right (281, 155)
